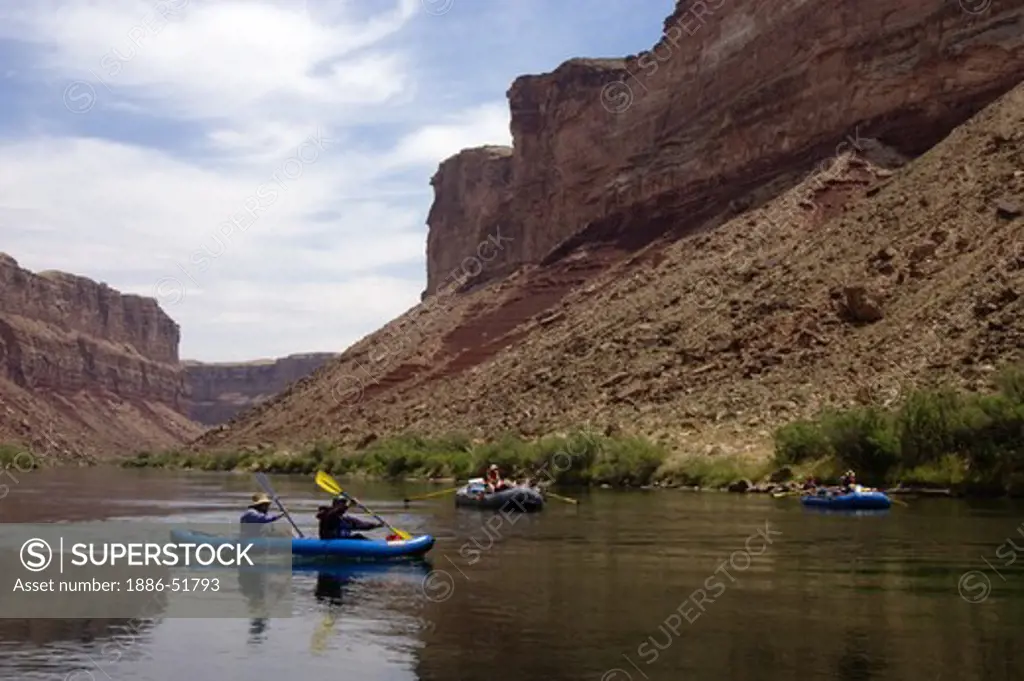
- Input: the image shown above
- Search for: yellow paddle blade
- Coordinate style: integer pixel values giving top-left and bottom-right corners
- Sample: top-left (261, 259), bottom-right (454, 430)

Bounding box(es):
top-left (310, 611), bottom-right (337, 655)
top-left (544, 491), bottom-right (578, 504)
top-left (315, 470), bottom-right (342, 495)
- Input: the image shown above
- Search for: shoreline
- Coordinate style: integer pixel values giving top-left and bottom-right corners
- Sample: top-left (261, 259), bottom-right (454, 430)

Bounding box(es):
top-left (6, 361), bottom-right (1021, 499)
top-left (0, 447), bottom-right (1003, 498)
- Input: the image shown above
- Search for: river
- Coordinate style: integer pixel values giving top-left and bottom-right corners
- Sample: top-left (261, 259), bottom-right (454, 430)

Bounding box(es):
top-left (0, 467), bottom-right (1022, 681)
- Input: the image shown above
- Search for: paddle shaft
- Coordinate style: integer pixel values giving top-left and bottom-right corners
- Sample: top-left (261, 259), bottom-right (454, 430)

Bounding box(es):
top-left (346, 494), bottom-right (403, 536)
top-left (255, 473), bottom-right (304, 538)
top-left (404, 487), bottom-right (458, 503)
top-left (543, 490), bottom-right (579, 504)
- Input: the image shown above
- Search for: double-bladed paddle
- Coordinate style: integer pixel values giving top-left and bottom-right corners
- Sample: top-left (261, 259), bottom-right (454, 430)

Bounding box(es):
top-left (314, 471), bottom-right (412, 540)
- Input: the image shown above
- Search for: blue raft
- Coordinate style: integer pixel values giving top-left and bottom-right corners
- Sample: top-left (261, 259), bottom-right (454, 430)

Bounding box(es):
top-left (169, 529), bottom-right (435, 562)
top-left (800, 489), bottom-right (892, 510)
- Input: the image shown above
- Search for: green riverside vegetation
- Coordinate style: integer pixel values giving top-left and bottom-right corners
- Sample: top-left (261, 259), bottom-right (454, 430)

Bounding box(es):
top-left (123, 430), bottom-right (671, 487)
top-left (114, 361), bottom-right (1023, 495)
top-left (773, 362), bottom-right (1024, 494)
top-left (0, 444), bottom-right (39, 469)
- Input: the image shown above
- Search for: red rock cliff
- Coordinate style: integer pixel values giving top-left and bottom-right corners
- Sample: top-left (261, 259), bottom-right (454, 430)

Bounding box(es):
top-left (424, 0), bottom-right (1024, 293)
top-left (424, 146), bottom-right (514, 296)
top-left (184, 352), bottom-right (338, 425)
top-left (194, 0), bottom-right (1024, 457)
top-left (0, 253), bottom-right (201, 459)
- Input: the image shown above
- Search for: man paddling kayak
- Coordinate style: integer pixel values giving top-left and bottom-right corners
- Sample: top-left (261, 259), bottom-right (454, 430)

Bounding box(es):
top-left (316, 495), bottom-right (387, 540)
top-left (239, 492), bottom-right (284, 537)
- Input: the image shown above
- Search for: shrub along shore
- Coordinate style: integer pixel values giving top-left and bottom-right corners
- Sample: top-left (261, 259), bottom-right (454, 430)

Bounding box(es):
top-left (772, 362), bottom-right (1024, 496)
top-left (119, 362), bottom-right (1024, 497)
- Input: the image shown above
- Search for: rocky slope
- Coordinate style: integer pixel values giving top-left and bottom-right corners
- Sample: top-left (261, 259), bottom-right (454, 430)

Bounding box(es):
top-left (196, 1), bottom-right (1024, 457)
top-left (184, 353), bottom-right (337, 425)
top-left (0, 255), bottom-right (201, 460)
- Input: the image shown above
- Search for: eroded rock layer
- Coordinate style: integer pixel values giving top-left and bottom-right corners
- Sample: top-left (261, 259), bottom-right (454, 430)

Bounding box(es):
top-left (184, 353), bottom-right (338, 425)
top-left (0, 254), bottom-right (201, 459)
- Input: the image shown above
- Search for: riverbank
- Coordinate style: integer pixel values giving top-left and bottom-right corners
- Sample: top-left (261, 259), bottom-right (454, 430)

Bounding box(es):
top-left (119, 362), bottom-right (1024, 496)
top-left (9, 364), bottom-right (1019, 496)
top-left (123, 430), bottom-right (674, 486)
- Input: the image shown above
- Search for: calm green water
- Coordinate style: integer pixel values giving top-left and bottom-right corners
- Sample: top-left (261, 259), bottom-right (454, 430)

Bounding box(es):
top-left (0, 468), bottom-right (1022, 681)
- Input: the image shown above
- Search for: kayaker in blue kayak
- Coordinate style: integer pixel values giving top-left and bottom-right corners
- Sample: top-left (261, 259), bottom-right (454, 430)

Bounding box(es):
top-left (239, 493), bottom-right (284, 537)
top-left (316, 495), bottom-right (386, 540)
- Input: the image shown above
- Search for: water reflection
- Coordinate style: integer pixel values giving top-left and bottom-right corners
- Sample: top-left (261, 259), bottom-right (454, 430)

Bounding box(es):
top-left (237, 566), bottom-right (275, 645)
top-left (314, 569), bottom-right (347, 605)
top-left (834, 629), bottom-right (886, 681)
top-left (229, 560), bottom-right (434, 652)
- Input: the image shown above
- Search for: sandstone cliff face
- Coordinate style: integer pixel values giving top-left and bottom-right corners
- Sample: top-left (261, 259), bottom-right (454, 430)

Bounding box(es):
top-left (424, 146), bottom-right (514, 297)
top-left (197, 1), bottom-right (1024, 456)
top-left (184, 353), bottom-right (337, 425)
top-left (424, 0), bottom-right (1024, 295)
top-left (0, 254), bottom-right (201, 459)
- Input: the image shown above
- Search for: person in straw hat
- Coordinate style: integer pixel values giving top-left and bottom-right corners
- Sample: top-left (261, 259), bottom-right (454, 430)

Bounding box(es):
top-left (239, 492), bottom-right (284, 537)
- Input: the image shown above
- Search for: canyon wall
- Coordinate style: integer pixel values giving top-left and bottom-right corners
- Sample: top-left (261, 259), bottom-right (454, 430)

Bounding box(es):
top-left (424, 0), bottom-right (1024, 295)
top-left (194, 0), bottom-right (1024, 455)
top-left (184, 353), bottom-right (338, 425)
top-left (0, 253), bottom-right (201, 459)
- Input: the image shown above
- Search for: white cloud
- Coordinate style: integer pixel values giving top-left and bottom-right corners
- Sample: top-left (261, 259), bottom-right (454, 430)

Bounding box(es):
top-left (2, 1), bottom-right (417, 122)
top-left (389, 101), bottom-right (511, 167)
top-left (0, 0), bottom-right (514, 361)
top-left (0, 0), bottom-right (673, 362)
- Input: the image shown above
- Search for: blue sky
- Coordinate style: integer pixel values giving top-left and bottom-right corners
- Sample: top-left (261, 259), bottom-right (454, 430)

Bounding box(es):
top-left (0, 0), bottom-right (673, 361)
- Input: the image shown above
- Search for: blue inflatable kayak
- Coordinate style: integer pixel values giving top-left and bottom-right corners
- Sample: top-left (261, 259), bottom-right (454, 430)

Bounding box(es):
top-left (800, 489), bottom-right (892, 510)
top-left (168, 529), bottom-right (435, 561)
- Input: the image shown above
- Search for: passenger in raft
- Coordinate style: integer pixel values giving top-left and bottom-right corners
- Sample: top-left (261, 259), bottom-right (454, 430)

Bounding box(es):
top-left (485, 464), bottom-right (509, 492)
top-left (316, 495), bottom-right (386, 540)
top-left (835, 470), bottom-right (860, 494)
top-left (239, 493), bottom-right (284, 537)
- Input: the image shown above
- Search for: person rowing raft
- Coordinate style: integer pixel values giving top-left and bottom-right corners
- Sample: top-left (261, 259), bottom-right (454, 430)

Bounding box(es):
top-left (839, 470), bottom-right (860, 494)
top-left (485, 464), bottom-right (511, 492)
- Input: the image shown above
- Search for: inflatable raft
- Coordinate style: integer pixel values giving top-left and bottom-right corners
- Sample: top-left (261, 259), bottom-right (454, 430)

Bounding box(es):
top-left (800, 489), bottom-right (892, 510)
top-left (454, 479), bottom-right (544, 512)
top-left (168, 529), bottom-right (435, 561)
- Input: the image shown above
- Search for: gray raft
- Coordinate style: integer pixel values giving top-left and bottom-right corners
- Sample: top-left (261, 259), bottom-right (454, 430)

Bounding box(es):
top-left (454, 480), bottom-right (545, 512)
